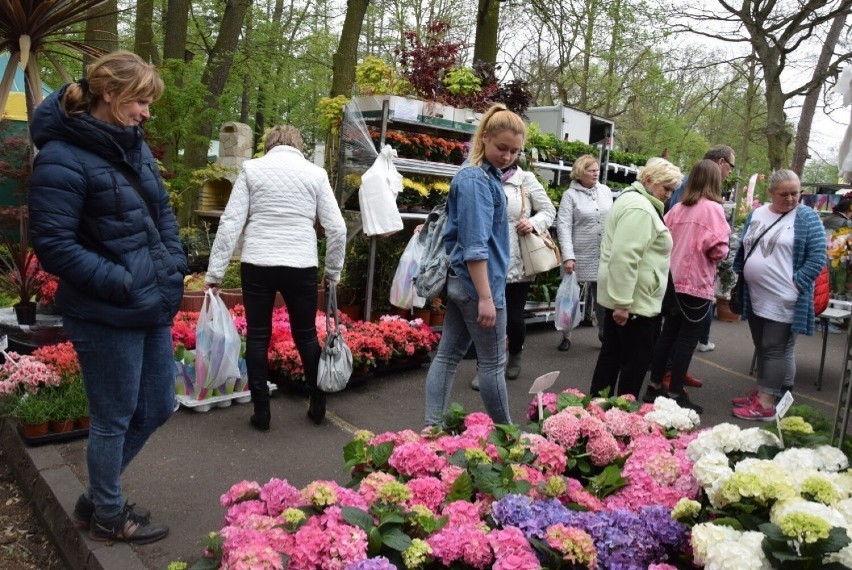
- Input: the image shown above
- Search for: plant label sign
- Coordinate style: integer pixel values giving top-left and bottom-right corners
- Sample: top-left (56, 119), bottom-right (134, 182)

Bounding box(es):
top-left (775, 390), bottom-right (794, 418)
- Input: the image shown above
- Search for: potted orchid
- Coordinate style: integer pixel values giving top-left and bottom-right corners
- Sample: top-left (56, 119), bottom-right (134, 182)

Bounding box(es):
top-left (0, 208), bottom-right (40, 325)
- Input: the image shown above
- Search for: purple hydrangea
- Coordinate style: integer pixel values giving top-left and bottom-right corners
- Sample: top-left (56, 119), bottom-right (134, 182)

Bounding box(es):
top-left (491, 494), bottom-right (534, 528)
top-left (344, 556), bottom-right (396, 570)
top-left (639, 505), bottom-right (688, 550)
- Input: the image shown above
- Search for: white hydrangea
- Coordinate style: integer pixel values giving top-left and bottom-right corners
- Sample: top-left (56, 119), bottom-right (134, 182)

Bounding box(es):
top-left (825, 544), bottom-right (852, 568)
top-left (644, 396), bottom-right (701, 431)
top-left (770, 497), bottom-right (848, 528)
top-left (692, 451), bottom-right (733, 488)
top-left (835, 497), bottom-right (852, 526)
top-left (834, 471), bottom-right (852, 498)
top-left (687, 423), bottom-right (743, 461)
top-left (814, 445), bottom-right (850, 472)
top-left (692, 524), bottom-right (769, 569)
top-left (773, 448), bottom-right (828, 472)
top-left (706, 479), bottom-right (731, 509)
top-left (737, 427), bottom-right (781, 452)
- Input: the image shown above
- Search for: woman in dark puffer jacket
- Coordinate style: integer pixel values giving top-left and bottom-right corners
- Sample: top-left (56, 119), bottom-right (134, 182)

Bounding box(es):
top-left (29, 51), bottom-right (186, 545)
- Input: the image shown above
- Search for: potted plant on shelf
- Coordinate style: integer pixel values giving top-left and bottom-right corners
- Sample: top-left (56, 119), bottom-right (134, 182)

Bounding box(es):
top-left (0, 208), bottom-right (39, 325)
top-left (12, 391), bottom-right (51, 437)
top-left (45, 384), bottom-right (77, 433)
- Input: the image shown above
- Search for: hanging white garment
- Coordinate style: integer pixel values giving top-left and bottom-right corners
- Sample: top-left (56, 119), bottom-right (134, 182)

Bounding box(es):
top-left (359, 144), bottom-right (404, 236)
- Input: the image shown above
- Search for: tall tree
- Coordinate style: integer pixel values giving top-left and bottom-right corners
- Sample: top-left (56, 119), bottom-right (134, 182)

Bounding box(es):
top-left (791, 12), bottom-right (847, 176)
top-left (134, 0), bottom-right (158, 64)
top-left (330, 0), bottom-right (371, 97)
top-left (472, 0), bottom-right (499, 65)
top-left (83, 0), bottom-right (118, 66)
top-left (163, 0), bottom-right (191, 62)
top-left (183, 0), bottom-right (253, 168)
top-left (678, 0), bottom-right (852, 170)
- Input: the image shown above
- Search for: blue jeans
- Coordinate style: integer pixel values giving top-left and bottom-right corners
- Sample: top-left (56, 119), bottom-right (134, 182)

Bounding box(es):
top-left (64, 317), bottom-right (175, 519)
top-left (424, 276), bottom-right (511, 426)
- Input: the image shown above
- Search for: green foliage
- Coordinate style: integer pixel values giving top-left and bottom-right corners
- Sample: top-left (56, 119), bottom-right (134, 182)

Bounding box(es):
top-left (443, 66), bottom-right (481, 96)
top-left (355, 56), bottom-right (411, 96)
top-left (342, 505), bottom-right (412, 560)
top-left (586, 464), bottom-right (628, 498)
top-left (221, 262), bottom-right (242, 289)
top-left (317, 96), bottom-right (351, 135)
top-left (12, 391), bottom-right (50, 425)
top-left (760, 522), bottom-right (850, 569)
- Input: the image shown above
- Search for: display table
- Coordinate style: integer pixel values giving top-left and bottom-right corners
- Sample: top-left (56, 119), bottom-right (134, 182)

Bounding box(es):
top-left (0, 308), bottom-right (65, 354)
top-left (817, 304), bottom-right (852, 390)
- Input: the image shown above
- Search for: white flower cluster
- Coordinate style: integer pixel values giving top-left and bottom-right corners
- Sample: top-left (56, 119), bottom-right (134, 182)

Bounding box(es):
top-left (689, 424), bottom-right (852, 568)
top-left (691, 523), bottom-right (769, 570)
top-left (643, 396), bottom-right (701, 430)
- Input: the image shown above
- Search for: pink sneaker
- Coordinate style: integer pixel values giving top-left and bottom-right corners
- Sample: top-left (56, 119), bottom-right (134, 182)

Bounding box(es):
top-left (732, 399), bottom-right (776, 421)
top-left (731, 388), bottom-right (759, 406)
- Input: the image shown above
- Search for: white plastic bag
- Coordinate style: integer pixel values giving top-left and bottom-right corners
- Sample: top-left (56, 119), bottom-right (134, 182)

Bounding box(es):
top-left (554, 273), bottom-right (581, 332)
top-left (390, 233), bottom-right (427, 309)
top-left (359, 145), bottom-right (404, 236)
top-left (195, 290), bottom-right (242, 398)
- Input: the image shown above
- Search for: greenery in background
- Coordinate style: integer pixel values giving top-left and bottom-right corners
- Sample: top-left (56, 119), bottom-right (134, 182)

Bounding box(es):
top-left (11, 391), bottom-right (50, 425)
top-left (529, 268), bottom-right (562, 304)
top-left (221, 262), bottom-right (242, 290)
top-left (179, 223), bottom-right (215, 273)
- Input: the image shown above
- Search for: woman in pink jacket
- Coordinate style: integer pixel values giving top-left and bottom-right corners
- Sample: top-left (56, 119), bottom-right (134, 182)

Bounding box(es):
top-left (642, 160), bottom-right (731, 413)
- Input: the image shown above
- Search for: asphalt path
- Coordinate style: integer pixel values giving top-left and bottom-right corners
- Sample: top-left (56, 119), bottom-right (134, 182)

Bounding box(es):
top-left (47, 315), bottom-right (850, 568)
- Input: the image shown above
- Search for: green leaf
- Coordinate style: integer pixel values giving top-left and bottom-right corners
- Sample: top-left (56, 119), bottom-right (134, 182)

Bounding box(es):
top-left (378, 512), bottom-right (406, 526)
top-left (368, 527), bottom-right (383, 556)
top-left (712, 517), bottom-right (745, 531)
top-left (447, 471), bottom-right (473, 502)
top-left (341, 507), bottom-right (374, 534)
top-left (382, 527), bottom-right (413, 551)
top-left (371, 442), bottom-right (394, 468)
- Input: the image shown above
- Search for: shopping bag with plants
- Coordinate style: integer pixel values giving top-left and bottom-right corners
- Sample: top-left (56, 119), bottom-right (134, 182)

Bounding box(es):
top-left (194, 290), bottom-right (241, 400)
top-left (554, 272), bottom-right (581, 332)
top-left (390, 233), bottom-right (427, 309)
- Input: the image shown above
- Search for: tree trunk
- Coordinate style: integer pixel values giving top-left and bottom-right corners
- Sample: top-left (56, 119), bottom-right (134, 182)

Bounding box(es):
top-left (163, 0), bottom-right (191, 62)
top-left (183, 0), bottom-right (252, 169)
top-left (83, 1), bottom-right (118, 67)
top-left (330, 0), bottom-right (371, 97)
top-left (473, 0), bottom-right (500, 65)
top-left (134, 0), bottom-right (158, 64)
top-left (765, 86), bottom-right (793, 171)
top-left (791, 12), bottom-right (847, 176)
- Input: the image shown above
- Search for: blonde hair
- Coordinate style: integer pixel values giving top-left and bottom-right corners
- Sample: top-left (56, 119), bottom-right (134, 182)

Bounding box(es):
top-left (468, 104), bottom-right (526, 166)
top-left (570, 154), bottom-right (600, 182)
top-left (639, 159), bottom-right (682, 189)
top-left (680, 159), bottom-right (723, 205)
top-left (62, 51), bottom-right (164, 124)
top-left (265, 124), bottom-right (304, 152)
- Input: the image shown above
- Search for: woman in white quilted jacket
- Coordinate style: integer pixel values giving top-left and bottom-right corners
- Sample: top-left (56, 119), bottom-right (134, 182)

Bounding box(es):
top-left (205, 125), bottom-right (347, 430)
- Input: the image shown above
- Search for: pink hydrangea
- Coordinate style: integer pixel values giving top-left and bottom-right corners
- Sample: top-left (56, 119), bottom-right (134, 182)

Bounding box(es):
top-left (604, 407), bottom-right (652, 439)
top-left (406, 476), bottom-right (446, 511)
top-left (358, 472), bottom-right (398, 504)
top-left (221, 480), bottom-right (263, 507)
top-left (586, 431), bottom-right (621, 466)
top-left (289, 508), bottom-right (368, 570)
top-left (524, 433), bottom-right (568, 475)
top-left (388, 441), bottom-right (447, 477)
top-left (442, 500), bottom-right (482, 526)
top-left (545, 523), bottom-right (597, 568)
top-left (222, 542), bottom-right (285, 570)
top-left (487, 527), bottom-right (540, 570)
top-left (463, 412), bottom-right (495, 439)
top-left (428, 522), bottom-right (493, 568)
top-left (260, 478), bottom-right (304, 516)
top-left (542, 409), bottom-right (586, 448)
top-left (439, 465), bottom-right (464, 492)
top-left (564, 477), bottom-right (605, 512)
top-left (224, 500), bottom-right (267, 525)
top-left (526, 392), bottom-right (558, 420)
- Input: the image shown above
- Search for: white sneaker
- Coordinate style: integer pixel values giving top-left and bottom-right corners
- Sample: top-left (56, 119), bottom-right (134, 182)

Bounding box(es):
top-left (697, 342), bottom-right (715, 352)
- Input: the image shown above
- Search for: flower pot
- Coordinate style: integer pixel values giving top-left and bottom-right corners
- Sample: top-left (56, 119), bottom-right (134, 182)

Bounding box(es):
top-left (20, 421), bottom-right (49, 438)
top-left (430, 309), bottom-right (445, 328)
top-left (339, 304), bottom-right (364, 322)
top-left (715, 296), bottom-right (739, 323)
top-left (75, 416), bottom-right (90, 430)
top-left (219, 288), bottom-right (244, 310)
top-left (180, 290), bottom-right (205, 312)
top-left (412, 309), bottom-right (431, 325)
top-left (13, 301), bottom-right (37, 325)
top-left (49, 420), bottom-right (75, 433)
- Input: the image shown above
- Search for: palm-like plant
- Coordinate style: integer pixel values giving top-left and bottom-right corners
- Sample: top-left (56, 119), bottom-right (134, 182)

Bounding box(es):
top-left (0, 0), bottom-right (110, 120)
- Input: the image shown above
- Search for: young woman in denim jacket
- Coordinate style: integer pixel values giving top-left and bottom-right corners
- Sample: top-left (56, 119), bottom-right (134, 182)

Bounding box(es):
top-left (424, 104), bottom-right (527, 427)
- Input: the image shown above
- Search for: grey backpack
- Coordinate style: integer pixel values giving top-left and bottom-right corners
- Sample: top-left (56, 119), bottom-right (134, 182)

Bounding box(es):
top-left (413, 204), bottom-right (454, 300)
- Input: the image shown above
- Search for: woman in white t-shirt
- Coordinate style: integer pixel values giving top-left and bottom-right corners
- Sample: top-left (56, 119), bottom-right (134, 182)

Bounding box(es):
top-left (730, 170), bottom-right (826, 421)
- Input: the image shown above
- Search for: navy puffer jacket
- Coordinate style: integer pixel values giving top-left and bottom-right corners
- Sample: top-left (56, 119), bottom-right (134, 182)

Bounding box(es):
top-left (28, 86), bottom-right (188, 328)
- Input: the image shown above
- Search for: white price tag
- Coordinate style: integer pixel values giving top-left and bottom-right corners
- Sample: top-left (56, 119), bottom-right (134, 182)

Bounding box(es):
top-left (775, 391), bottom-right (794, 418)
top-left (0, 335), bottom-right (8, 351)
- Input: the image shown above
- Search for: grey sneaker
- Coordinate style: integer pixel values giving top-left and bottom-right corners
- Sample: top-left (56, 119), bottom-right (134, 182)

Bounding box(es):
top-left (506, 353), bottom-right (522, 380)
top-left (73, 493), bottom-right (150, 529)
top-left (470, 373), bottom-right (480, 391)
top-left (90, 503), bottom-right (168, 544)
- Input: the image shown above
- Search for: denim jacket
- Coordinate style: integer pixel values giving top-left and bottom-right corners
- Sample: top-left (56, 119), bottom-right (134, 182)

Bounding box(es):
top-left (444, 161), bottom-right (510, 307)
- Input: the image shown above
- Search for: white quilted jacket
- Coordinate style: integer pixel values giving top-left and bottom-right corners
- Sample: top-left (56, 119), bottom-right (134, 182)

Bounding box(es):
top-left (205, 145), bottom-right (347, 283)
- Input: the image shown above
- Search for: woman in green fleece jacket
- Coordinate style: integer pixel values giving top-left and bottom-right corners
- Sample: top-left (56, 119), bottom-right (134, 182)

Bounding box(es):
top-left (589, 159), bottom-right (682, 398)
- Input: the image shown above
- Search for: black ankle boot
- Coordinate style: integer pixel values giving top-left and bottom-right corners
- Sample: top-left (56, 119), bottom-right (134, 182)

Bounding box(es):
top-left (250, 400), bottom-right (270, 431)
top-left (307, 392), bottom-right (326, 425)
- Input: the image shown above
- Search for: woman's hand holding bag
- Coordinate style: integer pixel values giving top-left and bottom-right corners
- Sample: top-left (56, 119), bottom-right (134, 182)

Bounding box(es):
top-left (318, 281), bottom-right (353, 393)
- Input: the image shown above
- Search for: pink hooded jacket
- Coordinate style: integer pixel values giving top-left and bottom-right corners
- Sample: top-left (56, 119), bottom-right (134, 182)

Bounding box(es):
top-left (664, 198), bottom-right (731, 300)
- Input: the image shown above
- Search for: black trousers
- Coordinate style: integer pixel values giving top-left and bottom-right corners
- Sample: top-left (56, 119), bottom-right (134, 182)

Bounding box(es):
top-left (240, 263), bottom-right (321, 400)
top-left (589, 309), bottom-right (656, 398)
top-left (506, 282), bottom-right (531, 355)
top-left (650, 304), bottom-right (707, 394)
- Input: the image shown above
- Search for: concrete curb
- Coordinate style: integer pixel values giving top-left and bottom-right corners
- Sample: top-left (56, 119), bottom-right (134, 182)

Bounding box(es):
top-left (1, 420), bottom-right (147, 570)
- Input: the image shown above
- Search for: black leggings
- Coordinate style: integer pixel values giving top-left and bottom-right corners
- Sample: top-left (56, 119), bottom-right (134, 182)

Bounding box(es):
top-left (506, 282), bottom-right (531, 355)
top-left (240, 263), bottom-right (321, 399)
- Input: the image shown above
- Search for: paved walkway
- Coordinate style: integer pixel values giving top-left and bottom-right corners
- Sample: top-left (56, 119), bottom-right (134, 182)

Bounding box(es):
top-left (3, 316), bottom-right (849, 569)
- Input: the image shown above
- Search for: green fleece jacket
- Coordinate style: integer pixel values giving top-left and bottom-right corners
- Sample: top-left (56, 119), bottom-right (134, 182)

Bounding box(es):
top-left (597, 181), bottom-right (673, 317)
